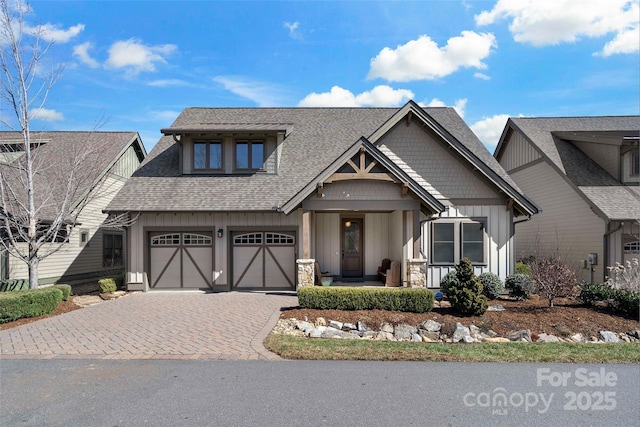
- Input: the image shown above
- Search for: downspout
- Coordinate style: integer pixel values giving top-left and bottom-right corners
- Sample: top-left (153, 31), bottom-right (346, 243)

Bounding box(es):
top-left (603, 221), bottom-right (624, 283)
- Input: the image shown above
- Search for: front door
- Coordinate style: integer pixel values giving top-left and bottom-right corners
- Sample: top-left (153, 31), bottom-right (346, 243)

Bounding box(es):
top-left (342, 218), bottom-right (363, 278)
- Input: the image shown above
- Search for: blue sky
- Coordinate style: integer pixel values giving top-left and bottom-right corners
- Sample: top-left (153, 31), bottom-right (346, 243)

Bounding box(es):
top-left (6, 0), bottom-right (640, 152)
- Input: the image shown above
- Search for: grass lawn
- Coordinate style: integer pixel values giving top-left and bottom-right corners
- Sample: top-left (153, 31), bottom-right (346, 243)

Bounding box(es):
top-left (264, 334), bottom-right (640, 364)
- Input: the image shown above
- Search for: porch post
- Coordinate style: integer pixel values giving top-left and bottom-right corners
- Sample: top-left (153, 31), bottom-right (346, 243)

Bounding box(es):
top-left (413, 208), bottom-right (421, 258)
top-left (302, 210), bottom-right (311, 259)
top-left (407, 259), bottom-right (427, 288)
top-left (296, 259), bottom-right (315, 289)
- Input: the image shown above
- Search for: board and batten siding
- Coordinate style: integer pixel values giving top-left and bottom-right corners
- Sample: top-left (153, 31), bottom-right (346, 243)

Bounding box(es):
top-left (423, 204), bottom-right (514, 287)
top-left (129, 210), bottom-right (301, 287)
top-left (572, 141), bottom-right (620, 180)
top-left (498, 130), bottom-right (541, 172)
top-left (8, 175), bottom-right (128, 284)
top-left (509, 161), bottom-right (605, 282)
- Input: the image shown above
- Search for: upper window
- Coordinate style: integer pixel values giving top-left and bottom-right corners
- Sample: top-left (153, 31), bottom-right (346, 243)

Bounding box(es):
top-left (194, 140), bottom-right (222, 171)
top-left (236, 140), bottom-right (264, 170)
top-left (431, 219), bottom-right (486, 265)
top-left (632, 151), bottom-right (639, 176)
top-left (103, 233), bottom-right (123, 267)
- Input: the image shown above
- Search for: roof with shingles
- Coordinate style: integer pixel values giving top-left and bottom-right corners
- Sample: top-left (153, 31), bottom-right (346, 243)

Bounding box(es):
top-left (107, 105), bottom-right (532, 213)
top-left (498, 116), bottom-right (640, 220)
top-left (0, 131), bottom-right (142, 219)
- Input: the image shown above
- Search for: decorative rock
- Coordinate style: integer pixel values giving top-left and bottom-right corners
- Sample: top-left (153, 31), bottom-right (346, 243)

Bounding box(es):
top-left (507, 329), bottom-right (531, 342)
top-left (340, 331), bottom-right (361, 340)
top-left (485, 329), bottom-right (498, 338)
top-left (315, 317), bottom-right (327, 327)
top-left (362, 331), bottom-right (377, 339)
top-left (419, 320), bottom-right (441, 332)
top-left (452, 323), bottom-right (471, 343)
top-left (462, 335), bottom-right (475, 343)
top-left (380, 323), bottom-right (394, 333)
top-left (375, 331), bottom-right (395, 341)
top-left (357, 321), bottom-right (371, 332)
top-left (570, 333), bottom-right (584, 343)
top-left (599, 331), bottom-right (620, 343)
top-left (296, 321), bottom-right (314, 331)
top-left (620, 334), bottom-right (631, 342)
top-left (321, 328), bottom-right (343, 339)
top-left (537, 333), bottom-right (562, 343)
top-left (487, 305), bottom-right (505, 311)
top-left (469, 325), bottom-right (483, 340)
top-left (411, 334), bottom-right (423, 342)
top-left (394, 324), bottom-right (418, 341)
top-left (307, 327), bottom-right (325, 338)
top-left (627, 330), bottom-right (640, 340)
top-left (342, 323), bottom-right (357, 331)
top-left (482, 337), bottom-right (510, 343)
top-left (419, 331), bottom-right (440, 342)
top-left (328, 320), bottom-right (343, 330)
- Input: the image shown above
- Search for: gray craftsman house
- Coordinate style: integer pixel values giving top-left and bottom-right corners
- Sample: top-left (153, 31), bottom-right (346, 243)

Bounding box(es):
top-left (0, 131), bottom-right (146, 285)
top-left (494, 116), bottom-right (640, 282)
top-left (107, 101), bottom-right (538, 291)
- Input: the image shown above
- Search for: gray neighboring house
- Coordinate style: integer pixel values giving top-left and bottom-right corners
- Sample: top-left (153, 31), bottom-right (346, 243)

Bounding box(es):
top-left (494, 116), bottom-right (640, 283)
top-left (107, 101), bottom-right (538, 292)
top-left (0, 131), bottom-right (146, 285)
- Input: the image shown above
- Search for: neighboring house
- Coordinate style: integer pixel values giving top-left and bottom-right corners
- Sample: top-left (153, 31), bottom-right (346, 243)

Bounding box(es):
top-left (106, 101), bottom-right (538, 291)
top-left (0, 131), bottom-right (146, 285)
top-left (494, 116), bottom-right (640, 283)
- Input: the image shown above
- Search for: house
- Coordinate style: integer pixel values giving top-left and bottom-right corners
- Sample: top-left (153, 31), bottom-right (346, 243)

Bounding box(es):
top-left (106, 101), bottom-right (538, 291)
top-left (494, 116), bottom-right (640, 283)
top-left (0, 131), bottom-right (147, 285)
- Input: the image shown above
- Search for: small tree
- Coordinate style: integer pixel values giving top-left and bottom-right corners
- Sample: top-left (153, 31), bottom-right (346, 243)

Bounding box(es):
top-left (446, 258), bottom-right (487, 316)
top-left (530, 257), bottom-right (578, 307)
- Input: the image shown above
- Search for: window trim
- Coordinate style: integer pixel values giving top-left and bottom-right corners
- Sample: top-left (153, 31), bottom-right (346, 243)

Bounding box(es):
top-left (234, 139), bottom-right (265, 172)
top-left (79, 229), bottom-right (89, 247)
top-left (103, 232), bottom-right (124, 268)
top-left (431, 218), bottom-right (487, 266)
top-left (193, 140), bottom-right (223, 172)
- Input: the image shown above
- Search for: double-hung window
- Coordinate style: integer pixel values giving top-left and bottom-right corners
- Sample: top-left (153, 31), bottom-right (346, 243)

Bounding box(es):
top-left (236, 140), bottom-right (264, 171)
top-left (432, 219), bottom-right (486, 265)
top-left (194, 140), bottom-right (222, 171)
top-left (103, 233), bottom-right (123, 267)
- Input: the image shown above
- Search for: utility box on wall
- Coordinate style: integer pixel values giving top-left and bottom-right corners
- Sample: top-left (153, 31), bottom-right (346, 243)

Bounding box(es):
top-left (587, 253), bottom-right (598, 265)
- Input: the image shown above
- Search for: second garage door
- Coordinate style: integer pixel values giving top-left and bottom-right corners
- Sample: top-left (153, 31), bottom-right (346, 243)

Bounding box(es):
top-left (232, 231), bottom-right (296, 290)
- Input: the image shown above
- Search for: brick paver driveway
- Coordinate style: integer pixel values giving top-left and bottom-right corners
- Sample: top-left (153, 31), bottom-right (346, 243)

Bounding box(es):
top-left (0, 291), bottom-right (297, 360)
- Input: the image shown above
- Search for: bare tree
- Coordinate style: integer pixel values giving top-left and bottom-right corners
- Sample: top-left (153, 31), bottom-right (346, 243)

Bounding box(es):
top-left (0, 0), bottom-right (131, 288)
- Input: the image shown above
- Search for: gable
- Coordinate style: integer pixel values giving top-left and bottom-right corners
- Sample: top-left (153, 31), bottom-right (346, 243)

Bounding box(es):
top-left (496, 127), bottom-right (541, 173)
top-left (376, 120), bottom-right (500, 201)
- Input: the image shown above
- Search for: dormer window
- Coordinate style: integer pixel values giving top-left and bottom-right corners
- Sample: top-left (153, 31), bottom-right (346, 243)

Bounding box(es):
top-left (194, 140), bottom-right (222, 171)
top-left (236, 140), bottom-right (264, 171)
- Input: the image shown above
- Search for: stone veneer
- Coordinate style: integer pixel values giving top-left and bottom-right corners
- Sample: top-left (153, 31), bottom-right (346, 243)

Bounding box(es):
top-left (296, 259), bottom-right (315, 289)
top-left (406, 259), bottom-right (427, 288)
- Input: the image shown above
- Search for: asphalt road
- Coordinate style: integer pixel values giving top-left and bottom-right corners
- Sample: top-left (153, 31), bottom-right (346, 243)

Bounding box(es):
top-left (1, 360), bottom-right (638, 427)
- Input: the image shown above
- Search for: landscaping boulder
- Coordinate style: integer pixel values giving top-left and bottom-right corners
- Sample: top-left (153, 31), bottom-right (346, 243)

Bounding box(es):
top-left (599, 331), bottom-right (620, 343)
top-left (507, 329), bottom-right (532, 342)
top-left (419, 319), bottom-right (441, 332)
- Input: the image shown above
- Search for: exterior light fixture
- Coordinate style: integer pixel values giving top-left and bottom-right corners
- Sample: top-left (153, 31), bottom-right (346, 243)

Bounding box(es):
top-left (217, 228), bottom-right (224, 238)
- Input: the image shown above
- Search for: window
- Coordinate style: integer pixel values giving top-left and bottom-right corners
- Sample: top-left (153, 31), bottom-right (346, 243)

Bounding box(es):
top-left (79, 230), bottom-right (89, 247)
top-left (632, 151), bottom-right (640, 176)
top-left (103, 233), bottom-right (123, 267)
top-left (193, 140), bottom-right (222, 170)
top-left (236, 140), bottom-right (264, 170)
top-left (233, 233), bottom-right (263, 245)
top-left (432, 219), bottom-right (486, 265)
top-left (265, 233), bottom-right (294, 245)
top-left (151, 234), bottom-right (180, 246)
top-left (183, 234), bottom-right (212, 246)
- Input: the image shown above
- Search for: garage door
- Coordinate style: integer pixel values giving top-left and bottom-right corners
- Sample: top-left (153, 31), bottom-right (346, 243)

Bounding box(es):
top-left (150, 232), bottom-right (213, 289)
top-left (232, 231), bottom-right (296, 290)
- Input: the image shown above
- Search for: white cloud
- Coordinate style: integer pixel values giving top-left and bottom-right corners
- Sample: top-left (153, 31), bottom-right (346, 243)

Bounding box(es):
top-left (25, 23), bottom-right (84, 43)
top-left (150, 110), bottom-right (181, 121)
top-left (367, 31), bottom-right (497, 82)
top-left (419, 98), bottom-right (468, 118)
top-left (214, 76), bottom-right (287, 107)
top-left (298, 85), bottom-right (414, 107)
top-left (147, 79), bottom-right (191, 87)
top-left (474, 72), bottom-right (491, 80)
top-left (105, 39), bottom-right (177, 76)
top-left (284, 21), bottom-right (302, 40)
top-left (476, 0), bottom-right (639, 55)
top-left (470, 114), bottom-right (511, 151)
top-left (30, 107), bottom-right (64, 122)
top-left (73, 42), bottom-right (99, 68)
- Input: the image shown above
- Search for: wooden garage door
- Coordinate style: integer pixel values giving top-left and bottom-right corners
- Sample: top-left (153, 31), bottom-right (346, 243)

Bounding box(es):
top-left (232, 231), bottom-right (296, 290)
top-left (150, 232), bottom-right (213, 289)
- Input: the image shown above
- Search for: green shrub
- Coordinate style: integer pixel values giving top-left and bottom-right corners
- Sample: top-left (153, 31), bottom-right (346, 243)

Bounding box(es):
top-left (611, 289), bottom-right (639, 317)
top-left (445, 258), bottom-right (487, 316)
top-left (478, 272), bottom-right (504, 300)
top-left (0, 288), bottom-right (63, 323)
top-left (439, 271), bottom-right (458, 296)
top-left (515, 262), bottom-right (532, 277)
top-left (0, 279), bottom-right (30, 292)
top-left (579, 282), bottom-right (613, 306)
top-left (98, 277), bottom-right (117, 294)
top-left (52, 284), bottom-right (72, 301)
top-left (505, 274), bottom-right (534, 300)
top-left (297, 287), bottom-right (434, 313)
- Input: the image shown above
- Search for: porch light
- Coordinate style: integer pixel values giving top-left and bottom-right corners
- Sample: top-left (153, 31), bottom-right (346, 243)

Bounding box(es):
top-left (345, 221), bottom-right (352, 227)
top-left (217, 228), bottom-right (224, 238)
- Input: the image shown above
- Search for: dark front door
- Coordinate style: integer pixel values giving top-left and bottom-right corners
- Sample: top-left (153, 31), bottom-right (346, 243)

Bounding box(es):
top-left (341, 218), bottom-right (363, 278)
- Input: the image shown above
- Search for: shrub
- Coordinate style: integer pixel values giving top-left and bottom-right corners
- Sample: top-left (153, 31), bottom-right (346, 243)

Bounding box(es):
top-left (606, 258), bottom-right (639, 293)
top-left (297, 286), bottom-right (434, 313)
top-left (505, 274), bottom-right (534, 300)
top-left (0, 279), bottom-right (29, 292)
top-left (579, 282), bottom-right (613, 306)
top-left (515, 261), bottom-right (532, 277)
top-left (98, 277), bottom-right (117, 294)
top-left (478, 272), bottom-right (504, 300)
top-left (0, 288), bottom-right (63, 323)
top-left (530, 257), bottom-right (578, 307)
top-left (445, 258), bottom-right (487, 316)
top-left (52, 284), bottom-right (72, 301)
top-left (611, 289), bottom-right (640, 317)
top-left (439, 270), bottom-right (458, 296)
